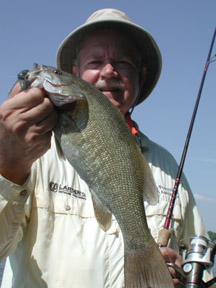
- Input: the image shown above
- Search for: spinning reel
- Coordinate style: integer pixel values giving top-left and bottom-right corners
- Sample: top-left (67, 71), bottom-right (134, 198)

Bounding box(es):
top-left (169, 236), bottom-right (216, 287)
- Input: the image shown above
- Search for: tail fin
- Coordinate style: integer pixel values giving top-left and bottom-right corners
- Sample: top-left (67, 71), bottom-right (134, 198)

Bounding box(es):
top-left (124, 246), bottom-right (174, 288)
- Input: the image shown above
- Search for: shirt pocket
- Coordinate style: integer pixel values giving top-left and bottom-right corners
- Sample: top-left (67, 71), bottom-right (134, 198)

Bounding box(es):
top-left (33, 183), bottom-right (96, 218)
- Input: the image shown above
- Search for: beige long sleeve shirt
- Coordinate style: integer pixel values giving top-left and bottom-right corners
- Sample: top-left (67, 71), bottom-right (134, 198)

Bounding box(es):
top-left (0, 129), bottom-right (210, 287)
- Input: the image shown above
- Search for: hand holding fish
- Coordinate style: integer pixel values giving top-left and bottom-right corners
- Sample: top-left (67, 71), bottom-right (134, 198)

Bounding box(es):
top-left (0, 82), bottom-right (58, 185)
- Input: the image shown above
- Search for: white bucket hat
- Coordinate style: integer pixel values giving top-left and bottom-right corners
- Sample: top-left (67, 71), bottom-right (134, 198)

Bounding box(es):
top-left (56, 8), bottom-right (162, 105)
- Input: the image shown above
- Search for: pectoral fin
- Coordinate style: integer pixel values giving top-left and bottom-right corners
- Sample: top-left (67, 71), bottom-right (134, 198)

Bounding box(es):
top-left (91, 191), bottom-right (112, 231)
top-left (142, 156), bottom-right (158, 205)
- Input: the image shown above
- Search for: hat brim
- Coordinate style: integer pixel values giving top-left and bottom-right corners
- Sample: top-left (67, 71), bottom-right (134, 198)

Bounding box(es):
top-left (56, 19), bottom-right (162, 105)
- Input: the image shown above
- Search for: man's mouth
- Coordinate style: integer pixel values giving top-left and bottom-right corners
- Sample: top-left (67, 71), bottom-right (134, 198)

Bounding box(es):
top-left (99, 87), bottom-right (121, 92)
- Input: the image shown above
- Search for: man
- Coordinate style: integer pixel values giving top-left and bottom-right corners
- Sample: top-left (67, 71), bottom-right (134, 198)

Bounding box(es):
top-left (0, 8), bottom-right (210, 288)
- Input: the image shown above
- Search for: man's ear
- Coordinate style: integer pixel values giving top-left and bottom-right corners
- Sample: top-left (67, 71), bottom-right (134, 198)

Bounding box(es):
top-left (139, 65), bottom-right (147, 89)
top-left (72, 65), bottom-right (77, 76)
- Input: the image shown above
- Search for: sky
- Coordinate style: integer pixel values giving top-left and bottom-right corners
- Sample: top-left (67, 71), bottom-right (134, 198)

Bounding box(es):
top-left (0, 0), bottom-right (216, 232)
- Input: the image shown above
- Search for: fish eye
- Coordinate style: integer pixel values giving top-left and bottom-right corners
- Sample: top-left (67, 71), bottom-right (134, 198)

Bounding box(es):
top-left (53, 69), bottom-right (62, 75)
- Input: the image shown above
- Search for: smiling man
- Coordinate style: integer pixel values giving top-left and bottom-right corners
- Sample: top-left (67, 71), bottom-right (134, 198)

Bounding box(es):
top-left (72, 29), bottom-right (144, 115)
top-left (0, 8), bottom-right (211, 288)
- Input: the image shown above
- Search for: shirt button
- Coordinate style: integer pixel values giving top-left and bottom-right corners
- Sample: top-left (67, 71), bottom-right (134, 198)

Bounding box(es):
top-left (20, 190), bottom-right (27, 197)
top-left (65, 205), bottom-right (71, 211)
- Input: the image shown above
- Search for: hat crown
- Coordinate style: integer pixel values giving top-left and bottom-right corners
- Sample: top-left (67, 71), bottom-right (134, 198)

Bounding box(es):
top-left (85, 8), bottom-right (131, 24)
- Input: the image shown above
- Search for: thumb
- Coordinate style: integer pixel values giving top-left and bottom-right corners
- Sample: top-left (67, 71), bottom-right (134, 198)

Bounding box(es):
top-left (8, 81), bottom-right (23, 99)
top-left (8, 69), bottom-right (30, 98)
top-left (160, 247), bottom-right (182, 266)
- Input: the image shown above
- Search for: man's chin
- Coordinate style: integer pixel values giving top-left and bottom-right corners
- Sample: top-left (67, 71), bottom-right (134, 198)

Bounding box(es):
top-left (109, 99), bottom-right (122, 110)
top-left (102, 94), bottom-right (118, 105)
top-left (110, 100), bottom-right (125, 114)
top-left (101, 93), bottom-right (125, 113)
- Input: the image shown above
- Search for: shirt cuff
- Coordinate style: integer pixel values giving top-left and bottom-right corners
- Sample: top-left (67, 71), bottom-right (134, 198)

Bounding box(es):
top-left (0, 172), bottom-right (34, 204)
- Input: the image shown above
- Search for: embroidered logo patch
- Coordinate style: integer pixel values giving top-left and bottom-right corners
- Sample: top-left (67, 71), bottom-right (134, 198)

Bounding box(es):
top-left (158, 184), bottom-right (180, 203)
top-left (49, 182), bottom-right (86, 200)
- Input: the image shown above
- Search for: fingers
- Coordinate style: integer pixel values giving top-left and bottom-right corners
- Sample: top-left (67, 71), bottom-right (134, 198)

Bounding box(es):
top-left (23, 111), bottom-right (58, 143)
top-left (167, 264), bottom-right (185, 287)
top-left (1, 88), bottom-right (58, 137)
top-left (160, 247), bottom-right (182, 265)
top-left (0, 86), bottom-right (58, 184)
top-left (8, 81), bottom-right (22, 98)
top-left (160, 247), bottom-right (185, 287)
top-left (6, 87), bottom-right (47, 111)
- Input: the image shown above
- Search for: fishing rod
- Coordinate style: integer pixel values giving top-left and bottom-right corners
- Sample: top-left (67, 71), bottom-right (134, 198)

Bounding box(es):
top-left (158, 26), bottom-right (216, 248)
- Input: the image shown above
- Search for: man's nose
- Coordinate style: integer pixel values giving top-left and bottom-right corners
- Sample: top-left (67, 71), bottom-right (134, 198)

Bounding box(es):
top-left (100, 62), bottom-right (118, 78)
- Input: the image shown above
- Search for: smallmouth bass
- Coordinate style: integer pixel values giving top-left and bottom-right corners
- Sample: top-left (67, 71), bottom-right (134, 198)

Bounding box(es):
top-left (20, 64), bottom-right (174, 288)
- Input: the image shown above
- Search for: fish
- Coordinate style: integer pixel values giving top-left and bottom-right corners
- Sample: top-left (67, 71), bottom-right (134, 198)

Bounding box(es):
top-left (21, 64), bottom-right (174, 288)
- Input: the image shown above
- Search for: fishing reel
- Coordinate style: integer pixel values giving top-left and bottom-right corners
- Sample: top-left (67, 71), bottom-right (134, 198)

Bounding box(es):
top-left (179, 236), bottom-right (216, 287)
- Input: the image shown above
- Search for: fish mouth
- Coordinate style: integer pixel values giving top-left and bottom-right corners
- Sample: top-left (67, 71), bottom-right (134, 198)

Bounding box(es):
top-left (56, 102), bottom-right (77, 113)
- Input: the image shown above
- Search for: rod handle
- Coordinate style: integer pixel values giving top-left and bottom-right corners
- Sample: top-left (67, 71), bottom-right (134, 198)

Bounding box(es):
top-left (157, 228), bottom-right (171, 247)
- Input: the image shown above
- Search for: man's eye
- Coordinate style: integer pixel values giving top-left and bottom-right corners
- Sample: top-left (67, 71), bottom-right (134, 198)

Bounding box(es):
top-left (87, 61), bottom-right (102, 68)
top-left (116, 60), bottom-right (136, 69)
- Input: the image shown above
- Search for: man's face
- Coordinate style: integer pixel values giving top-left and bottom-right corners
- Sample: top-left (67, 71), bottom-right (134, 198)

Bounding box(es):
top-left (73, 29), bottom-right (143, 115)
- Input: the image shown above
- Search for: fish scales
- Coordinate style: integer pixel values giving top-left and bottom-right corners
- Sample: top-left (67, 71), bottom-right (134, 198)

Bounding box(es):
top-left (24, 64), bottom-right (174, 288)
